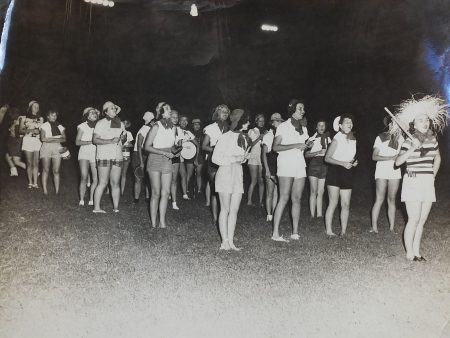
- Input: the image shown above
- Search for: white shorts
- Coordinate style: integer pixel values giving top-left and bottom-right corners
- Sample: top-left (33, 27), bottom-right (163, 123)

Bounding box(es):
top-left (215, 163), bottom-right (244, 194)
top-left (22, 135), bottom-right (42, 152)
top-left (78, 144), bottom-right (96, 163)
top-left (375, 160), bottom-right (401, 180)
top-left (401, 174), bottom-right (435, 203)
top-left (277, 156), bottom-right (306, 179)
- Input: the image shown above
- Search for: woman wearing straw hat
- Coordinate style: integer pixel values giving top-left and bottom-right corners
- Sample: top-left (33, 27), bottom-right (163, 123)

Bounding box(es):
top-left (212, 109), bottom-right (251, 250)
top-left (393, 95), bottom-right (447, 261)
top-left (202, 104), bottom-right (230, 224)
top-left (261, 112), bottom-right (283, 222)
top-left (92, 101), bottom-right (126, 213)
top-left (39, 109), bottom-right (66, 195)
top-left (144, 102), bottom-right (177, 228)
top-left (76, 107), bottom-right (100, 206)
top-left (324, 114), bottom-right (358, 236)
top-left (271, 99), bottom-right (310, 242)
top-left (305, 120), bottom-right (331, 219)
top-left (370, 117), bottom-right (403, 233)
top-left (247, 113), bottom-right (267, 206)
top-left (19, 100), bottom-right (44, 188)
top-left (132, 111), bottom-right (154, 204)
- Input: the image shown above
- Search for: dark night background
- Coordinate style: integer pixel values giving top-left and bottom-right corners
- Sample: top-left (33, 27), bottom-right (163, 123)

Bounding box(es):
top-left (0, 0), bottom-right (449, 161)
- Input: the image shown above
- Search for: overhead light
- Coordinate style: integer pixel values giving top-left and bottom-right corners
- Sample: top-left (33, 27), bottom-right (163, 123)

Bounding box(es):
top-left (108, 1), bottom-right (114, 7)
top-left (84, 0), bottom-right (91, 2)
top-left (102, 0), bottom-right (108, 6)
top-left (190, 4), bottom-right (198, 17)
top-left (261, 24), bottom-right (278, 32)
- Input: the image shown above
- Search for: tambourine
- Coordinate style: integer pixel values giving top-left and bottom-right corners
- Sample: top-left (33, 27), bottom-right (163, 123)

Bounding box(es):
top-left (134, 166), bottom-right (145, 179)
top-left (180, 141), bottom-right (197, 160)
top-left (59, 147), bottom-right (71, 160)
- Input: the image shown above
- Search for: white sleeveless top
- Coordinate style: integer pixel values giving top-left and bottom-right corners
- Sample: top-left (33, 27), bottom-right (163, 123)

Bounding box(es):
top-left (153, 121), bottom-right (175, 149)
top-left (331, 131), bottom-right (356, 162)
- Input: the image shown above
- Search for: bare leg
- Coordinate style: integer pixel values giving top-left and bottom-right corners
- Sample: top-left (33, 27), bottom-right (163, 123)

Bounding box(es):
top-left (24, 151), bottom-right (33, 185)
top-left (32, 151), bottom-right (40, 186)
top-left (205, 181), bottom-right (211, 206)
top-left (339, 189), bottom-right (352, 236)
top-left (109, 165), bottom-right (122, 210)
top-left (247, 164), bottom-right (259, 205)
top-left (371, 179), bottom-right (387, 233)
top-left (89, 163), bottom-right (98, 204)
top-left (404, 201), bottom-right (421, 260)
top-left (179, 162), bottom-right (188, 196)
top-left (12, 156), bottom-right (26, 169)
top-left (195, 163), bottom-right (204, 195)
top-left (227, 193), bottom-right (243, 250)
top-left (171, 163), bottom-right (180, 207)
top-left (159, 172), bottom-right (172, 228)
top-left (149, 171), bottom-right (161, 227)
top-left (325, 185), bottom-right (340, 235)
top-left (41, 157), bottom-right (51, 195)
top-left (291, 178), bottom-right (305, 236)
top-left (5, 153), bottom-right (15, 169)
top-left (257, 165), bottom-right (264, 206)
top-left (265, 177), bottom-right (275, 218)
top-left (79, 160), bottom-right (89, 202)
top-left (94, 166), bottom-right (111, 212)
top-left (218, 192), bottom-right (231, 249)
top-left (387, 179), bottom-right (400, 231)
top-left (186, 163), bottom-right (194, 195)
top-left (52, 157), bottom-right (62, 194)
top-left (316, 178), bottom-right (326, 217)
top-left (412, 202), bottom-right (433, 258)
top-left (272, 177), bottom-right (293, 238)
top-left (308, 176), bottom-right (318, 217)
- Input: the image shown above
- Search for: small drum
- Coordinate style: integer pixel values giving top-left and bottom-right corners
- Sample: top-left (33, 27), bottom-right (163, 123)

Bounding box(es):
top-left (59, 146), bottom-right (71, 160)
top-left (181, 141), bottom-right (196, 160)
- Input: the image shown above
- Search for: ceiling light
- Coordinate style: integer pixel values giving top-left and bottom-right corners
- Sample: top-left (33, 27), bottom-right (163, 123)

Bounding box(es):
top-left (190, 4), bottom-right (198, 17)
top-left (261, 24), bottom-right (278, 32)
top-left (108, 1), bottom-right (114, 7)
top-left (102, 0), bottom-right (108, 6)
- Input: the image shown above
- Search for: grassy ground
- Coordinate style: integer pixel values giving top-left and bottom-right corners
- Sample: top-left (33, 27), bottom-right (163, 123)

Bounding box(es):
top-left (0, 160), bottom-right (449, 338)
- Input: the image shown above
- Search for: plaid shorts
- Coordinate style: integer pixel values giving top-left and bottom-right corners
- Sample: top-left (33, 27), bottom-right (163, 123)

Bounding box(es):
top-left (96, 159), bottom-right (123, 168)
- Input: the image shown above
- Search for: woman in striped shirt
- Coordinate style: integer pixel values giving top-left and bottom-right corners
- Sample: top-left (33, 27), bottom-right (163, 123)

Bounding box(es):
top-left (394, 96), bottom-right (447, 261)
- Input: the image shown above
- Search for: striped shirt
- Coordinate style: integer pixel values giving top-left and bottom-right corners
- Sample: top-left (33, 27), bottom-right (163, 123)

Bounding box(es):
top-left (400, 136), bottom-right (438, 176)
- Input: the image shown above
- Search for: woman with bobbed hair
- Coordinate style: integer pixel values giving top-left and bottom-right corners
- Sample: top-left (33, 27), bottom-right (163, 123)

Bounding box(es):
top-left (212, 109), bottom-right (251, 250)
top-left (76, 107), bottom-right (100, 206)
top-left (202, 104), bottom-right (230, 224)
top-left (39, 109), bottom-right (66, 195)
top-left (19, 100), bottom-right (44, 188)
top-left (246, 113), bottom-right (266, 206)
top-left (144, 102), bottom-right (177, 228)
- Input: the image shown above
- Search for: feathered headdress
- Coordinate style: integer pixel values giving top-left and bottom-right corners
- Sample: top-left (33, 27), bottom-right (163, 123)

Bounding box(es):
top-left (389, 95), bottom-right (449, 137)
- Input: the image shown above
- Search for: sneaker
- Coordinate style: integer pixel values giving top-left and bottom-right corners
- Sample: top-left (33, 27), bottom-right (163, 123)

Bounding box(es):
top-left (266, 215), bottom-right (273, 222)
top-left (10, 167), bottom-right (18, 176)
top-left (271, 236), bottom-right (289, 242)
top-left (172, 202), bottom-right (179, 210)
top-left (182, 194), bottom-right (190, 200)
top-left (79, 200), bottom-right (85, 206)
top-left (290, 234), bottom-right (300, 240)
top-left (88, 200), bottom-right (94, 206)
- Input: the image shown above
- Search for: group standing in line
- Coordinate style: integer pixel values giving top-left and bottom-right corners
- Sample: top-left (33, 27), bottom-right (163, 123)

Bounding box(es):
top-left (2, 95), bottom-right (448, 260)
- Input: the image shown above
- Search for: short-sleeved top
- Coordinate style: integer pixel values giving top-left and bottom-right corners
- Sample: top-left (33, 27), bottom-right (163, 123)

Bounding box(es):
top-left (212, 131), bottom-right (247, 166)
top-left (40, 122), bottom-right (65, 139)
top-left (373, 136), bottom-right (402, 157)
top-left (77, 122), bottom-right (94, 142)
top-left (275, 119), bottom-right (309, 167)
top-left (203, 122), bottom-right (225, 147)
top-left (152, 121), bottom-right (176, 149)
top-left (307, 133), bottom-right (332, 157)
top-left (93, 118), bottom-right (125, 160)
top-left (330, 131), bottom-right (356, 162)
top-left (262, 130), bottom-right (275, 152)
top-left (401, 136), bottom-right (438, 175)
top-left (22, 116), bottom-right (44, 137)
top-left (134, 125), bottom-right (151, 151)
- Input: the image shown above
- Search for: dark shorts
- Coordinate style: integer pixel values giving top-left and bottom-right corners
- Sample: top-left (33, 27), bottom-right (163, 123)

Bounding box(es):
top-left (96, 159), bottom-right (123, 168)
top-left (326, 164), bottom-right (354, 189)
top-left (308, 156), bottom-right (328, 179)
top-left (172, 156), bottom-right (180, 164)
top-left (7, 137), bottom-right (22, 157)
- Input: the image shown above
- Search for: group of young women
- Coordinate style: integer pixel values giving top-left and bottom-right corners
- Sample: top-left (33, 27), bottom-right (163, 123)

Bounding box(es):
top-left (3, 95), bottom-right (447, 260)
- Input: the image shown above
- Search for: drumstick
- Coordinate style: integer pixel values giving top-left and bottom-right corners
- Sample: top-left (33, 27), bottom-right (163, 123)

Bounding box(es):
top-left (384, 107), bottom-right (414, 140)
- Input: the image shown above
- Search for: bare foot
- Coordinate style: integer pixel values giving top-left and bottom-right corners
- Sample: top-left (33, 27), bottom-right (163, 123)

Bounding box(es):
top-left (220, 241), bottom-right (230, 250)
top-left (326, 232), bottom-right (337, 236)
top-left (229, 242), bottom-right (241, 251)
top-left (247, 202), bottom-right (254, 206)
top-left (159, 224), bottom-right (167, 229)
top-left (369, 228), bottom-right (378, 234)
